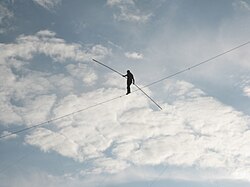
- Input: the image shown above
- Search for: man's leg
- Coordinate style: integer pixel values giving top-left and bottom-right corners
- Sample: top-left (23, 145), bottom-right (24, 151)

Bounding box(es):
top-left (126, 85), bottom-right (130, 94)
top-left (126, 83), bottom-right (131, 94)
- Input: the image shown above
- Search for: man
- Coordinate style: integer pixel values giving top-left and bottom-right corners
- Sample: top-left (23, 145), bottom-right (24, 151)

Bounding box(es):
top-left (123, 70), bottom-right (135, 95)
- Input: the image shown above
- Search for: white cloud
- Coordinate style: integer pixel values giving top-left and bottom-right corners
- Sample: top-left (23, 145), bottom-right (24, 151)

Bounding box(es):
top-left (0, 30), bottom-right (110, 127)
top-left (90, 44), bottom-right (112, 60)
top-left (86, 157), bottom-right (129, 174)
top-left (2, 1), bottom-right (250, 186)
top-left (36, 30), bottom-right (57, 37)
top-left (49, 74), bottom-right (75, 93)
top-left (26, 87), bottom-right (149, 163)
top-left (32, 0), bottom-right (61, 11)
top-left (165, 80), bottom-right (205, 99)
top-left (104, 72), bottom-right (125, 88)
top-left (243, 86), bottom-right (250, 97)
top-left (66, 64), bottom-right (98, 86)
top-left (125, 52), bottom-right (144, 60)
top-left (1, 30), bottom-right (110, 65)
top-left (23, 79), bottom-right (250, 181)
top-left (107, 0), bottom-right (152, 23)
top-left (0, 94), bottom-right (23, 125)
top-left (0, 30), bottom-right (110, 63)
top-left (25, 128), bottom-right (82, 161)
top-left (17, 95), bottom-right (57, 125)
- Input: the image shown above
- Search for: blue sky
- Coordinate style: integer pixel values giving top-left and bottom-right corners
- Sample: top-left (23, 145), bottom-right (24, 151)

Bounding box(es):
top-left (1, 0), bottom-right (250, 186)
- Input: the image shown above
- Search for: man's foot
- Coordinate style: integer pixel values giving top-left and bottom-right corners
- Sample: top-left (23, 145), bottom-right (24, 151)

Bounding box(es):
top-left (126, 92), bottom-right (130, 95)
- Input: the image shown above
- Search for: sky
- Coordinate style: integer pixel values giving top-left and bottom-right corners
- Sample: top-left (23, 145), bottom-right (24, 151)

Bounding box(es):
top-left (0, 0), bottom-right (250, 186)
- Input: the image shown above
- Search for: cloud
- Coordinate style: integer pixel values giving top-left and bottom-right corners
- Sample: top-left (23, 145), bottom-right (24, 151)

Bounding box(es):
top-left (3, 167), bottom-right (250, 187)
top-left (233, 0), bottom-right (250, 11)
top-left (107, 0), bottom-right (152, 23)
top-left (17, 95), bottom-right (57, 125)
top-left (107, 0), bottom-right (134, 7)
top-left (25, 86), bottom-right (149, 163)
top-left (2, 1), bottom-right (250, 185)
top-left (1, 30), bottom-right (110, 66)
top-left (32, 0), bottom-right (62, 11)
top-left (0, 3), bottom-right (14, 33)
top-left (243, 86), bottom-right (250, 97)
top-left (12, 31), bottom-right (108, 62)
top-left (66, 64), bottom-right (98, 86)
top-left (0, 30), bottom-right (110, 127)
top-left (23, 79), bottom-right (250, 182)
top-left (234, 75), bottom-right (250, 97)
top-left (165, 80), bottom-right (205, 99)
top-left (125, 52), bottom-right (144, 60)
top-left (36, 30), bottom-right (57, 37)
top-left (86, 157), bottom-right (130, 174)
top-left (0, 131), bottom-right (18, 140)
top-left (0, 92), bottom-right (23, 125)
top-left (25, 128), bottom-right (81, 160)
top-left (103, 72), bottom-right (125, 88)
top-left (0, 4), bottom-right (13, 23)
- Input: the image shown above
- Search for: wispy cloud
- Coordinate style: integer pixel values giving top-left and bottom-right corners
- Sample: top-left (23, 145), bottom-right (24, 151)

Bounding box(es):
top-left (235, 75), bottom-right (250, 97)
top-left (107, 0), bottom-right (152, 23)
top-left (107, 0), bottom-right (134, 6)
top-left (0, 4), bottom-right (13, 23)
top-left (233, 0), bottom-right (250, 11)
top-left (0, 131), bottom-right (17, 140)
top-left (32, 0), bottom-right (61, 11)
top-left (0, 3), bottom-right (14, 33)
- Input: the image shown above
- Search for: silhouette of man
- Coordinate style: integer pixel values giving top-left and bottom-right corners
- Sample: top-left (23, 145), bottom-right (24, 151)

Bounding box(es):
top-left (123, 70), bottom-right (135, 95)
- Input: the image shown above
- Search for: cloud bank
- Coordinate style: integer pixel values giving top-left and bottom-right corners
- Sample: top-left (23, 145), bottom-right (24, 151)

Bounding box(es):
top-left (0, 30), bottom-right (110, 127)
top-left (1, 30), bottom-right (250, 182)
top-left (24, 78), bottom-right (250, 181)
top-left (1, 1), bottom-right (250, 185)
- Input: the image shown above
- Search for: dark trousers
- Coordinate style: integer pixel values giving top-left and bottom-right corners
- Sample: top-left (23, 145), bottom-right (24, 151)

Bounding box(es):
top-left (127, 81), bottom-right (132, 94)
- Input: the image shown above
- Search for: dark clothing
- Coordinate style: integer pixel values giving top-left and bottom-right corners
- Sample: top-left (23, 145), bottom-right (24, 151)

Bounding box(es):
top-left (123, 71), bottom-right (135, 95)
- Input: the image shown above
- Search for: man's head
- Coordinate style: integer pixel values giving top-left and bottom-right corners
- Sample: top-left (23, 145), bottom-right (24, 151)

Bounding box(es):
top-left (127, 70), bottom-right (130, 73)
